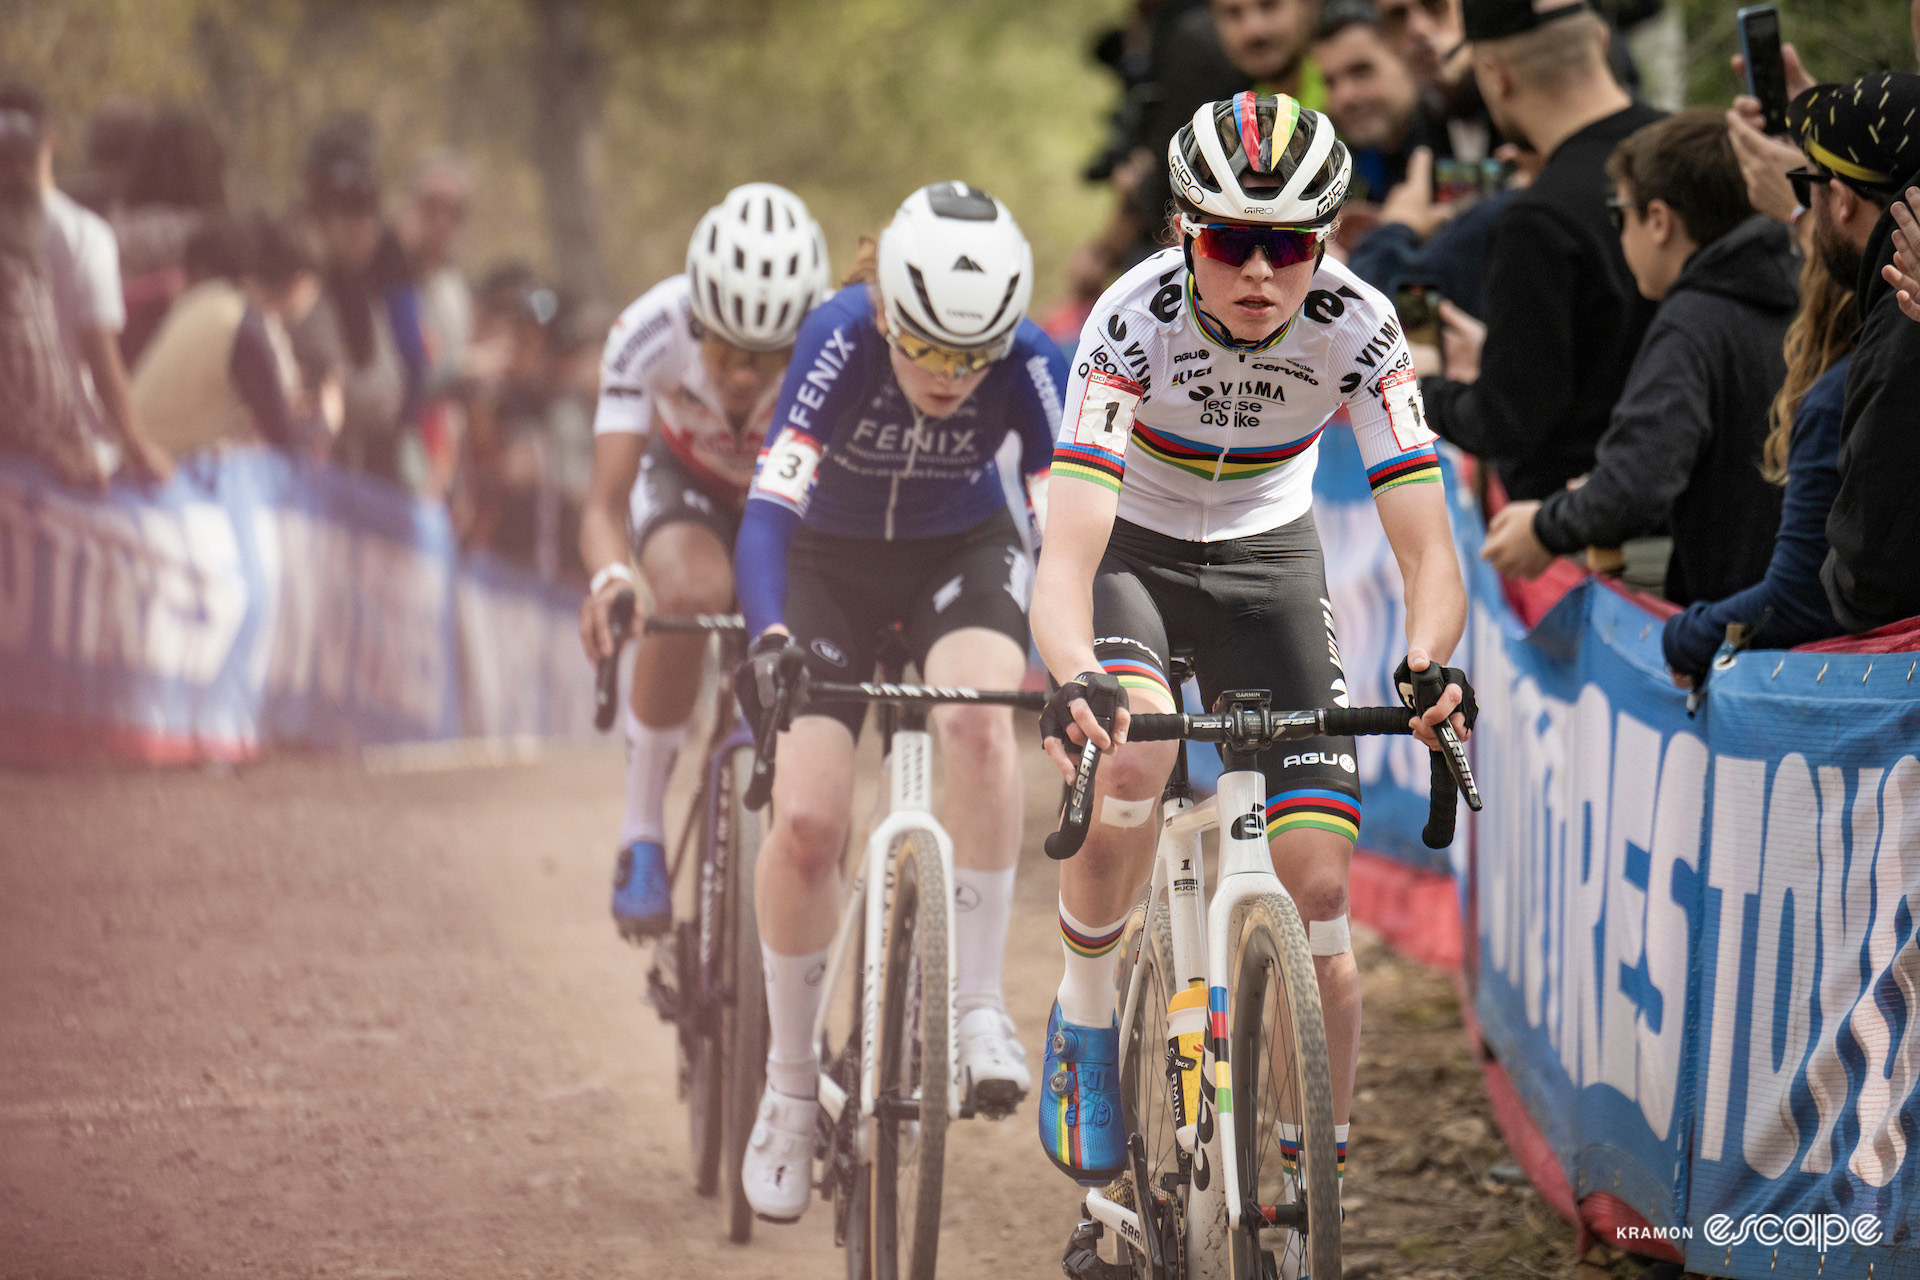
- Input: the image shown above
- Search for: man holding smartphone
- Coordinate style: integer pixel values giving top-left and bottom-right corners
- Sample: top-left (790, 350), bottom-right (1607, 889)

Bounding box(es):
top-left (1786, 73), bottom-right (1920, 633)
top-left (1418, 0), bottom-right (1663, 501)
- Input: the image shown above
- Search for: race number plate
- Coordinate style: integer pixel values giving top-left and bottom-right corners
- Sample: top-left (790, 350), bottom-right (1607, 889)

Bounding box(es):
top-left (1381, 367), bottom-right (1434, 451)
top-left (757, 429), bottom-right (822, 505)
top-left (1074, 369), bottom-right (1143, 455)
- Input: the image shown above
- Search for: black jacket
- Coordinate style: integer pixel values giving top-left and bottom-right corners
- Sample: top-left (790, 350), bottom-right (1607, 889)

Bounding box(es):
top-left (1424, 101), bottom-right (1666, 499)
top-left (1821, 171), bottom-right (1920, 633)
top-left (1533, 215), bottom-right (1798, 605)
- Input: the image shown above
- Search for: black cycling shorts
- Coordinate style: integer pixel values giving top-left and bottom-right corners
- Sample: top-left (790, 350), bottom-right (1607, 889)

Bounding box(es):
top-left (627, 434), bottom-right (740, 555)
top-left (784, 505), bottom-right (1033, 738)
top-left (1092, 512), bottom-right (1363, 843)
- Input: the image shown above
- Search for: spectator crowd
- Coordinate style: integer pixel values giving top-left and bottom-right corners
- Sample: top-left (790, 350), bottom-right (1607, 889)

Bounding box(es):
top-left (1064, 0), bottom-right (1920, 682)
top-left (6, 0), bottom-right (1920, 664)
top-left (0, 91), bottom-right (599, 582)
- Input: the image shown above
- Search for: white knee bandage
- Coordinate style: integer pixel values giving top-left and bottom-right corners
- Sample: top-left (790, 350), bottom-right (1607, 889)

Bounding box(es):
top-left (1308, 914), bottom-right (1352, 957)
top-left (1100, 795), bottom-right (1155, 829)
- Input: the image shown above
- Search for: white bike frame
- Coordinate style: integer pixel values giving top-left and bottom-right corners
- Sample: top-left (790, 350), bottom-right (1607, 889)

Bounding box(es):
top-left (810, 725), bottom-right (961, 1172)
top-left (1081, 764), bottom-right (1290, 1276)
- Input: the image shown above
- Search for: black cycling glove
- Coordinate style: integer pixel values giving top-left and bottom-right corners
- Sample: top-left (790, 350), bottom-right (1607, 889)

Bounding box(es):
top-left (1393, 657), bottom-right (1478, 732)
top-left (735, 632), bottom-right (800, 737)
top-left (1039, 670), bottom-right (1129, 749)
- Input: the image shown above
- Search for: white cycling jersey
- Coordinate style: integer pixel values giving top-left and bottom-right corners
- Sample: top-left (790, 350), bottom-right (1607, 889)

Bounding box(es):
top-left (1053, 249), bottom-right (1441, 542)
top-left (593, 274), bottom-right (779, 498)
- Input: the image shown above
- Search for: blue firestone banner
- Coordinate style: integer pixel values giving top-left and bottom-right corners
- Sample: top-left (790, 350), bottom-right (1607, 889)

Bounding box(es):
top-left (1459, 490), bottom-right (1920, 1278)
top-left (0, 449), bottom-right (592, 761)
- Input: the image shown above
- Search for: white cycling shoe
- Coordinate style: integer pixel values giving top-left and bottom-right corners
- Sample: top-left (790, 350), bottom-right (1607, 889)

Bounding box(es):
top-left (958, 1006), bottom-right (1031, 1118)
top-left (742, 1086), bottom-right (818, 1223)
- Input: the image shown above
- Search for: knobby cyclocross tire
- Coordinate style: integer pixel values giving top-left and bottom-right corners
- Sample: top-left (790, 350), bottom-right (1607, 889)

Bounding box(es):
top-left (844, 1161), bottom-right (873, 1280)
top-left (870, 831), bottom-right (950, 1280)
top-left (685, 769), bottom-right (724, 1199)
top-left (837, 929), bottom-right (874, 1280)
top-left (1118, 899), bottom-right (1184, 1280)
top-left (720, 745), bottom-right (770, 1243)
top-left (1227, 894), bottom-right (1339, 1280)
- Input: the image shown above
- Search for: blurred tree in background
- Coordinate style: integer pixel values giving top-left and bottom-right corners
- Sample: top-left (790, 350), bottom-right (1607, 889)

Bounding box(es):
top-left (3, 0), bottom-right (1910, 309)
top-left (1678, 0), bottom-right (1911, 108)
top-left (0, 0), bottom-right (1124, 308)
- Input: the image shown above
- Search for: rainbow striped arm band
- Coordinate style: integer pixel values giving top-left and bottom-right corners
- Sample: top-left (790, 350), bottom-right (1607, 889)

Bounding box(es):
top-left (1365, 445), bottom-right (1441, 498)
top-left (1052, 439), bottom-right (1127, 494)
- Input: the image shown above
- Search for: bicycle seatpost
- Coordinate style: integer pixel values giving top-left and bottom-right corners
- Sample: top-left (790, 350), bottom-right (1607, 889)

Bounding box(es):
top-left (593, 590), bottom-right (637, 733)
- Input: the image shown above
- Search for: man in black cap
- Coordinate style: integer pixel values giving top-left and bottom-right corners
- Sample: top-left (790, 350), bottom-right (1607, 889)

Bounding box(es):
top-left (1788, 72), bottom-right (1920, 633)
top-left (1419, 0), bottom-right (1663, 500)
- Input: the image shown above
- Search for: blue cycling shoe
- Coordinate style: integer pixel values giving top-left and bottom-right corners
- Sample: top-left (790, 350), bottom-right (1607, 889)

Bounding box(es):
top-left (1037, 1001), bottom-right (1127, 1185)
top-left (611, 840), bottom-right (671, 940)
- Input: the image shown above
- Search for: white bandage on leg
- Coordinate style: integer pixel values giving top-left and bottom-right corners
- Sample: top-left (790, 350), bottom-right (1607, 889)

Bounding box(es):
top-left (1308, 914), bottom-right (1352, 957)
top-left (1100, 795), bottom-right (1154, 829)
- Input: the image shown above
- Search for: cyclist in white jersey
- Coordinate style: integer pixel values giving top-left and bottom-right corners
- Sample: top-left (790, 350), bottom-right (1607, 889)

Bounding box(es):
top-left (1029, 94), bottom-right (1475, 1243)
top-left (578, 183), bottom-right (831, 940)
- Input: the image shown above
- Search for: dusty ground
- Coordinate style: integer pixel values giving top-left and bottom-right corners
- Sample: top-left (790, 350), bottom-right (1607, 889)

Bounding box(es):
top-left (0, 743), bottom-right (1576, 1279)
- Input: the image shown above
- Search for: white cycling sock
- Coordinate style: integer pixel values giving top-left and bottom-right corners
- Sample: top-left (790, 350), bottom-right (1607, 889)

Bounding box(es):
top-left (618, 710), bottom-right (688, 849)
top-left (1056, 899), bottom-right (1128, 1027)
top-left (762, 943), bottom-right (828, 1100)
top-left (953, 865), bottom-right (1017, 1019)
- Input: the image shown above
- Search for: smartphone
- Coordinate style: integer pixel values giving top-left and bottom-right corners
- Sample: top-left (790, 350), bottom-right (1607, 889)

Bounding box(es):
top-left (1737, 5), bottom-right (1789, 135)
top-left (1394, 280), bottom-right (1444, 352)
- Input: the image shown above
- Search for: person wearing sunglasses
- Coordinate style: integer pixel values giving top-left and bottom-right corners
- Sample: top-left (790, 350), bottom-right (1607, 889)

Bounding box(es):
top-left (729, 181), bottom-right (1065, 1223)
top-left (1028, 90), bottom-right (1471, 1232)
top-left (579, 183), bottom-right (831, 944)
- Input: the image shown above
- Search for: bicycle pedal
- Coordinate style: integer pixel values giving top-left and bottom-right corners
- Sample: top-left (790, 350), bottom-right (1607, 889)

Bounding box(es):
top-left (1061, 1220), bottom-right (1131, 1280)
top-left (642, 965), bottom-right (680, 1023)
top-left (967, 1078), bottom-right (1025, 1120)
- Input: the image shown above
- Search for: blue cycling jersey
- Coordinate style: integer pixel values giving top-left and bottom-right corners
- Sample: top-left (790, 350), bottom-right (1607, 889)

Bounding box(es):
top-left (734, 284), bottom-right (1066, 636)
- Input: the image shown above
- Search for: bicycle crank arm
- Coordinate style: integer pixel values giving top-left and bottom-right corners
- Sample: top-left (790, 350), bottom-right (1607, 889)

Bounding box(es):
top-left (1081, 1189), bottom-right (1146, 1262)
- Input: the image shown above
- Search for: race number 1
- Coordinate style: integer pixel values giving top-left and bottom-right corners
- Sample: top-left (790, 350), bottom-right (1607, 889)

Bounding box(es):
top-left (1380, 367), bottom-right (1435, 452)
top-left (757, 429), bottom-right (822, 506)
top-left (1074, 369), bottom-right (1143, 455)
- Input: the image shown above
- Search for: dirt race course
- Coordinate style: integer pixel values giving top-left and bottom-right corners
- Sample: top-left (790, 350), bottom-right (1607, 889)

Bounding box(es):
top-left (0, 743), bottom-right (1580, 1279)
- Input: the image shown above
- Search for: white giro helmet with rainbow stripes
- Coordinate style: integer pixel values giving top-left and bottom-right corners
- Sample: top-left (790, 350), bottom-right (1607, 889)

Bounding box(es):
top-left (686, 182), bottom-right (831, 351)
top-left (1168, 92), bottom-right (1352, 228)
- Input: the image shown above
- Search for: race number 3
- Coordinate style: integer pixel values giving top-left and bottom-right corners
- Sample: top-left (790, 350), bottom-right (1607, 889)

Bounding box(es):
top-left (1380, 367), bottom-right (1435, 451)
top-left (1074, 369), bottom-right (1143, 455)
top-left (757, 429), bottom-right (822, 506)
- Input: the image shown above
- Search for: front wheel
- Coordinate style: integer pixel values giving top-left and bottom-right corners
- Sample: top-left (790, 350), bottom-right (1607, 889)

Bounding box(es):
top-left (1228, 893), bottom-right (1339, 1280)
top-left (1118, 899), bottom-right (1187, 1279)
top-left (720, 746), bottom-right (769, 1243)
top-left (869, 831), bottom-right (950, 1280)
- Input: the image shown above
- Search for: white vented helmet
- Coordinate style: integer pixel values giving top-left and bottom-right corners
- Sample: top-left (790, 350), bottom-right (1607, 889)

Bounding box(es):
top-left (686, 183), bottom-right (831, 351)
top-left (1168, 93), bottom-right (1352, 227)
top-left (877, 182), bottom-right (1033, 354)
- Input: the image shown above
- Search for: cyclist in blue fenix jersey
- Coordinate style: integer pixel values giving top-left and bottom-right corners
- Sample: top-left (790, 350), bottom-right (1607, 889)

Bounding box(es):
top-left (731, 182), bottom-right (1065, 1223)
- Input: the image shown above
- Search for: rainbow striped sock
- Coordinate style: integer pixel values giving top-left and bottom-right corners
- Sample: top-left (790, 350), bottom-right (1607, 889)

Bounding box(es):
top-left (1276, 1122), bottom-right (1349, 1186)
top-left (1057, 900), bottom-right (1127, 1026)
